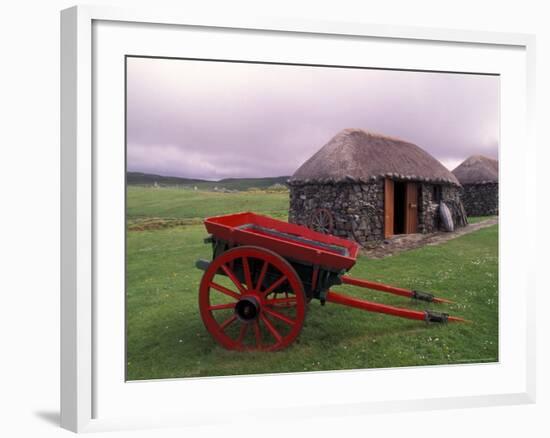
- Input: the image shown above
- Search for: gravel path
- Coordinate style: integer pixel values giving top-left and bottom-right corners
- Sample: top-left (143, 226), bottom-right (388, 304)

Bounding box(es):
top-left (361, 217), bottom-right (498, 259)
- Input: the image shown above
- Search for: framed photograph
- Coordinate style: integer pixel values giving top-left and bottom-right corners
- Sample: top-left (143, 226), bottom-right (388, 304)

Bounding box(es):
top-left (61, 5), bottom-right (536, 433)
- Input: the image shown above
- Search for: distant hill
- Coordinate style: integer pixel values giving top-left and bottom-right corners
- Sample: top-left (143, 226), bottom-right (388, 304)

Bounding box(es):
top-left (127, 172), bottom-right (207, 186)
top-left (127, 172), bottom-right (290, 191)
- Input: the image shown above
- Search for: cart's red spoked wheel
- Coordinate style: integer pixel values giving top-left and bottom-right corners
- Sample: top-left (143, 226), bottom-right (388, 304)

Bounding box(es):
top-left (309, 208), bottom-right (334, 234)
top-left (199, 246), bottom-right (306, 351)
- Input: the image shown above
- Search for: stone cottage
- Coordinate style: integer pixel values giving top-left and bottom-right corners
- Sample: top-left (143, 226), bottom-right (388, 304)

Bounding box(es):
top-left (288, 129), bottom-right (467, 245)
top-left (452, 155), bottom-right (498, 216)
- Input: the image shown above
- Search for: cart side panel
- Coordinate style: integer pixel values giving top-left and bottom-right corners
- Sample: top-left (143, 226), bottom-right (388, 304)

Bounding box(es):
top-left (204, 212), bottom-right (359, 271)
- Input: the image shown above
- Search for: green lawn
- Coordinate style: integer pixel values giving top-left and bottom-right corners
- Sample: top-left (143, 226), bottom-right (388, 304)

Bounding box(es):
top-left (127, 186), bottom-right (289, 221)
top-left (126, 187), bottom-right (498, 380)
top-left (468, 216), bottom-right (495, 224)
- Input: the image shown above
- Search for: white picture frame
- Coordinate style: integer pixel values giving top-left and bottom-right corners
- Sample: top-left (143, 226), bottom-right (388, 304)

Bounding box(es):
top-left (60, 5), bottom-right (536, 433)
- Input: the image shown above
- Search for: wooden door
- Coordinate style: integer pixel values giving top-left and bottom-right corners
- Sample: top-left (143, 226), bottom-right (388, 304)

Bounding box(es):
top-left (405, 182), bottom-right (418, 234)
top-left (384, 178), bottom-right (394, 238)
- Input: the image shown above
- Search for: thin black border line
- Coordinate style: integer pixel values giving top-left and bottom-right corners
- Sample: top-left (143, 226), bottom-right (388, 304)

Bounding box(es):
top-left (123, 54), bottom-right (500, 382)
top-left (125, 54), bottom-right (501, 77)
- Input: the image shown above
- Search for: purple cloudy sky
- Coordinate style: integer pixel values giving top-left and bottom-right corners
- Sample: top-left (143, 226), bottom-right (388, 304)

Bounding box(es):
top-left (127, 57), bottom-right (499, 180)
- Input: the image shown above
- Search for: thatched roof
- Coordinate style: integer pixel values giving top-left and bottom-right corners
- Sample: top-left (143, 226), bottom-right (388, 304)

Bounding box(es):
top-left (452, 155), bottom-right (498, 184)
top-left (290, 129), bottom-right (459, 185)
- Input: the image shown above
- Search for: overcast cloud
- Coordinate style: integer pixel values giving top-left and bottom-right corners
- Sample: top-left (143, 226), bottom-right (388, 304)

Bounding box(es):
top-left (127, 57), bottom-right (499, 180)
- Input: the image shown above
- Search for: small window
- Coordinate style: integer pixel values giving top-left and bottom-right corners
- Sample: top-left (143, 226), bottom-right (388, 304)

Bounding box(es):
top-left (433, 185), bottom-right (442, 202)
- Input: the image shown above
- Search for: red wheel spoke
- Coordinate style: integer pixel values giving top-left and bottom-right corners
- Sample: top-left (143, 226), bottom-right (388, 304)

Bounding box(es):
top-left (208, 302), bottom-right (236, 311)
top-left (219, 315), bottom-right (237, 332)
top-left (261, 314), bottom-right (283, 343)
top-left (253, 321), bottom-right (262, 348)
top-left (256, 260), bottom-right (269, 292)
top-left (242, 257), bottom-right (253, 291)
top-left (263, 307), bottom-right (296, 326)
top-left (263, 274), bottom-right (288, 296)
top-left (221, 264), bottom-right (246, 295)
top-left (236, 323), bottom-right (249, 345)
top-left (210, 282), bottom-right (240, 300)
top-left (266, 297), bottom-right (297, 306)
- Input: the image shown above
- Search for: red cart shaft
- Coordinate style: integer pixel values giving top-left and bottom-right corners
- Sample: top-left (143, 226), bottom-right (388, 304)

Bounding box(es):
top-left (327, 291), bottom-right (425, 320)
top-left (326, 291), bottom-right (466, 323)
top-left (341, 275), bottom-right (453, 304)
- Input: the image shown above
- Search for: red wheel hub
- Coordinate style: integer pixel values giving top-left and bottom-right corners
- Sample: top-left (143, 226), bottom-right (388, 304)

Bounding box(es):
top-left (199, 246), bottom-right (306, 351)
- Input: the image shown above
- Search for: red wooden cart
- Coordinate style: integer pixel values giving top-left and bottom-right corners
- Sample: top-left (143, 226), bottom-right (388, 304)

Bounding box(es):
top-left (196, 212), bottom-right (466, 351)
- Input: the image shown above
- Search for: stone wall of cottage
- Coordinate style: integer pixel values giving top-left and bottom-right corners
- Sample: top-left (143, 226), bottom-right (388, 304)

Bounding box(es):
top-left (289, 181), bottom-right (466, 244)
top-left (418, 184), bottom-right (467, 233)
top-left (418, 184), bottom-right (438, 234)
top-left (288, 180), bottom-right (385, 244)
top-left (461, 183), bottom-right (499, 216)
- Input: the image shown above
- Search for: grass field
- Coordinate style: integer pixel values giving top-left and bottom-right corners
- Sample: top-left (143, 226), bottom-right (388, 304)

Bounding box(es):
top-left (126, 186), bottom-right (498, 380)
top-left (127, 186), bottom-right (289, 222)
top-left (467, 216), bottom-right (493, 224)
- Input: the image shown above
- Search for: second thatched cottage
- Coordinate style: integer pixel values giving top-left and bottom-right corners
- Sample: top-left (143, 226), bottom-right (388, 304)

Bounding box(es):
top-left (452, 155), bottom-right (499, 216)
top-left (288, 129), bottom-right (467, 245)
